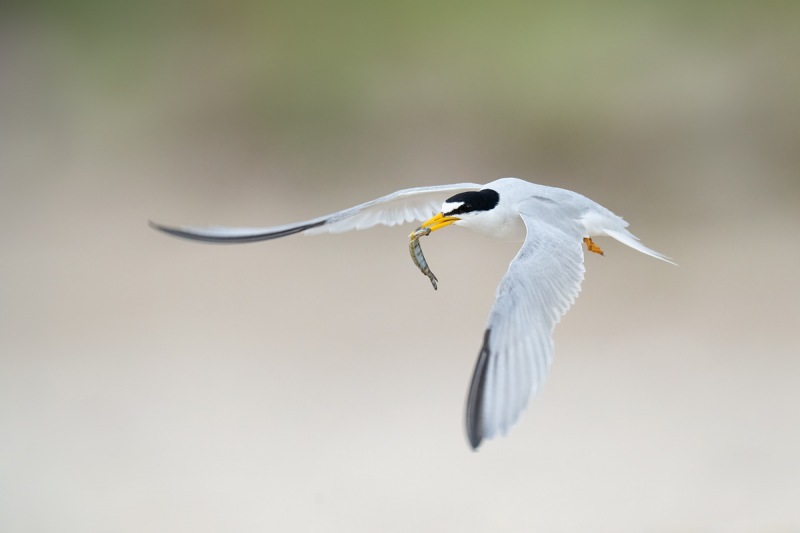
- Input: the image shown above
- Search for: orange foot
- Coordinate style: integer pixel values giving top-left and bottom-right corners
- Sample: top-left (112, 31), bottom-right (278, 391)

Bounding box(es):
top-left (583, 237), bottom-right (604, 256)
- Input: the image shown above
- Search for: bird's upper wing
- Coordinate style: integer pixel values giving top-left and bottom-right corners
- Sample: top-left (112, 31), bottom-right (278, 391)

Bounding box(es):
top-left (466, 199), bottom-right (586, 449)
top-left (150, 183), bottom-right (481, 243)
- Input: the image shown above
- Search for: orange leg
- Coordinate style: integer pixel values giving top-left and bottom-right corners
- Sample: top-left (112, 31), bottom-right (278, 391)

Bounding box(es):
top-left (583, 237), bottom-right (604, 256)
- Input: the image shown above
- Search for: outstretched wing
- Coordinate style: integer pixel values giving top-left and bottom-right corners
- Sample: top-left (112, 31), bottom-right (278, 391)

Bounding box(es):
top-left (150, 183), bottom-right (481, 243)
top-left (466, 203), bottom-right (586, 449)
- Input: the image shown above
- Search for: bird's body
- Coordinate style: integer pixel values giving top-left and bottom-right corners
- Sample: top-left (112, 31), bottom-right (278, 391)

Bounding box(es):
top-left (151, 177), bottom-right (672, 449)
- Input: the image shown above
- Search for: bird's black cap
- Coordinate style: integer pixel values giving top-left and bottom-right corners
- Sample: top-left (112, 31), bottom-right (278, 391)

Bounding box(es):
top-left (443, 189), bottom-right (500, 216)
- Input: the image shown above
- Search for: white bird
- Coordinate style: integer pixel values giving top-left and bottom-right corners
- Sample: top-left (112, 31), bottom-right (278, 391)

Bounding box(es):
top-left (150, 177), bottom-right (673, 449)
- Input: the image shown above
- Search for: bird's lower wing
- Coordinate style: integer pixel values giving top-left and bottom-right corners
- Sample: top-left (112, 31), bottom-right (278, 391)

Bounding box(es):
top-left (466, 210), bottom-right (586, 449)
top-left (150, 183), bottom-right (481, 243)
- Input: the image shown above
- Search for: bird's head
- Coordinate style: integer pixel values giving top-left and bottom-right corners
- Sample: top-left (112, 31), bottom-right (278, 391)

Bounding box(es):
top-left (418, 189), bottom-right (501, 233)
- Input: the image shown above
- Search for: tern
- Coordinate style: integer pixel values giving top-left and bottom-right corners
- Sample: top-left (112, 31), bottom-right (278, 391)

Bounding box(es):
top-left (151, 177), bottom-right (673, 449)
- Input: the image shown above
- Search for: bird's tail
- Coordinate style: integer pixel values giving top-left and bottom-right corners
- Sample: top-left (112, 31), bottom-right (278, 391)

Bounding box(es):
top-left (604, 229), bottom-right (676, 265)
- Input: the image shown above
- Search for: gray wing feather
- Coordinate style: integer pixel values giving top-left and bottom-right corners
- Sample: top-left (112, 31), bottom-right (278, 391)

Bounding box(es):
top-left (466, 205), bottom-right (586, 449)
top-left (150, 183), bottom-right (481, 243)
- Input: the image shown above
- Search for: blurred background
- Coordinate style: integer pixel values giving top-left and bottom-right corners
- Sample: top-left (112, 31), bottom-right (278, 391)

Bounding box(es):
top-left (2, 1), bottom-right (799, 531)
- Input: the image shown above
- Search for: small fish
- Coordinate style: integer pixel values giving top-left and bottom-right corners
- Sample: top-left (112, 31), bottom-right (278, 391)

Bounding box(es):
top-left (409, 226), bottom-right (438, 290)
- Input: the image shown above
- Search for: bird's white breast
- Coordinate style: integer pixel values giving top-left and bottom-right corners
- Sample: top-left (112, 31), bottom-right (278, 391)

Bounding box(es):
top-left (453, 205), bottom-right (528, 241)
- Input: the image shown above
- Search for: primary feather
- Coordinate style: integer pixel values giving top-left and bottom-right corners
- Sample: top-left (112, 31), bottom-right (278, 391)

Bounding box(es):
top-left (149, 183), bottom-right (481, 242)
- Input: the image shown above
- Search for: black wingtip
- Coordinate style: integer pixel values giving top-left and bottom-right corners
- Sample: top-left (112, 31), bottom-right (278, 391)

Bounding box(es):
top-left (149, 220), bottom-right (181, 238)
top-left (465, 329), bottom-right (492, 451)
top-left (148, 220), bottom-right (179, 238)
top-left (148, 219), bottom-right (327, 244)
top-left (148, 220), bottom-right (219, 243)
top-left (468, 432), bottom-right (483, 451)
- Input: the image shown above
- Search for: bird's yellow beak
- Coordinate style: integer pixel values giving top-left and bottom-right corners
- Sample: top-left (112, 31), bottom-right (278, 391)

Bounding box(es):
top-left (416, 213), bottom-right (459, 235)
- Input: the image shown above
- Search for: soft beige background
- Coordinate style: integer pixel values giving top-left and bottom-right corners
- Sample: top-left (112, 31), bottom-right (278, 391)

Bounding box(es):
top-left (2, 2), bottom-right (799, 531)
